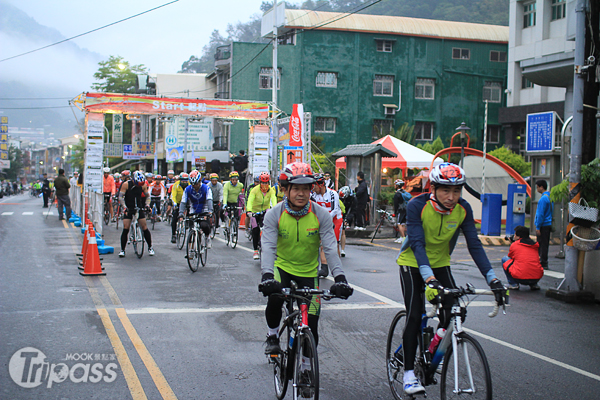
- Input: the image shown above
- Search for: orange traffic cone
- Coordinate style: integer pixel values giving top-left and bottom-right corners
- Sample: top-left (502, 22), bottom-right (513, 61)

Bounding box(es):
top-left (78, 225), bottom-right (94, 270)
top-left (76, 224), bottom-right (89, 257)
top-left (80, 228), bottom-right (106, 276)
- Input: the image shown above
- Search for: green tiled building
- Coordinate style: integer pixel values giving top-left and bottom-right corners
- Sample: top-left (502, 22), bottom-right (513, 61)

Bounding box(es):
top-left (211, 10), bottom-right (509, 153)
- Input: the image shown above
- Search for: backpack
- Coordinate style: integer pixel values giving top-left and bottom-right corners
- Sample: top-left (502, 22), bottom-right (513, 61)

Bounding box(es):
top-left (401, 190), bottom-right (412, 204)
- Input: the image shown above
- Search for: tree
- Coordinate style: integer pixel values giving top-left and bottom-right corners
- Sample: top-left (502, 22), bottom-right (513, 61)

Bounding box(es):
top-left (488, 146), bottom-right (531, 176)
top-left (5, 145), bottom-right (23, 180)
top-left (69, 139), bottom-right (86, 173)
top-left (417, 136), bottom-right (446, 160)
top-left (92, 56), bottom-right (148, 93)
top-left (393, 122), bottom-right (415, 145)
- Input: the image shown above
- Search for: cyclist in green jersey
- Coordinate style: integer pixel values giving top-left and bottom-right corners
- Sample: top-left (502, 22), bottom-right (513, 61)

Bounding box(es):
top-left (258, 162), bottom-right (354, 356)
top-left (222, 170), bottom-right (244, 224)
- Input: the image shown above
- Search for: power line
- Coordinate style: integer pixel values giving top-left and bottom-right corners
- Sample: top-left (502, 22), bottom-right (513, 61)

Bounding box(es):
top-left (0, 97), bottom-right (73, 100)
top-left (0, 0), bottom-right (179, 63)
top-left (0, 106), bottom-right (72, 110)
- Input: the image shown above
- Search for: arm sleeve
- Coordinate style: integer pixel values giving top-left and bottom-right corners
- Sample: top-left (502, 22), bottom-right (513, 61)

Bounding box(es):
top-left (170, 183), bottom-right (178, 204)
top-left (246, 187), bottom-right (255, 212)
top-left (459, 200), bottom-right (498, 284)
top-left (218, 183), bottom-right (223, 203)
top-left (314, 204), bottom-right (345, 278)
top-left (507, 242), bottom-right (516, 259)
top-left (406, 197), bottom-right (433, 280)
top-left (260, 203), bottom-right (281, 276)
top-left (534, 196), bottom-right (546, 230)
top-left (269, 188), bottom-right (277, 208)
top-left (204, 186), bottom-right (213, 213)
top-left (330, 190), bottom-right (341, 218)
top-left (223, 182), bottom-right (229, 203)
top-left (393, 192), bottom-right (400, 214)
top-left (111, 177), bottom-right (116, 195)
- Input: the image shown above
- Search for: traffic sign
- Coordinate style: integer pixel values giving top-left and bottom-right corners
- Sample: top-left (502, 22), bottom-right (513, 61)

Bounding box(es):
top-left (526, 111), bottom-right (555, 152)
top-left (166, 135), bottom-right (177, 147)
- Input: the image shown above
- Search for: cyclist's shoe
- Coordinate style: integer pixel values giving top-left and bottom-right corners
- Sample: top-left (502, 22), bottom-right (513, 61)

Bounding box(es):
top-left (507, 283), bottom-right (520, 291)
top-left (403, 377), bottom-right (425, 395)
top-left (171, 235), bottom-right (176, 243)
top-left (264, 335), bottom-right (281, 354)
top-left (299, 370), bottom-right (315, 398)
top-left (340, 250), bottom-right (346, 257)
top-left (253, 250), bottom-right (260, 260)
top-left (148, 247), bottom-right (155, 256)
top-left (207, 237), bottom-right (212, 249)
top-left (394, 237), bottom-right (405, 244)
top-left (529, 283), bottom-right (540, 291)
top-left (118, 250), bottom-right (125, 258)
top-left (318, 264), bottom-right (328, 278)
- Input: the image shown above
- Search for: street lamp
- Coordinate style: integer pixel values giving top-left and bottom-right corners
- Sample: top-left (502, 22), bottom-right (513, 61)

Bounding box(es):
top-left (455, 122), bottom-right (471, 168)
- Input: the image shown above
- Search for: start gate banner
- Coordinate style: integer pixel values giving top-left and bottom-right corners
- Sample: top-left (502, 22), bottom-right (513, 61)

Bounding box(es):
top-left (83, 93), bottom-right (270, 120)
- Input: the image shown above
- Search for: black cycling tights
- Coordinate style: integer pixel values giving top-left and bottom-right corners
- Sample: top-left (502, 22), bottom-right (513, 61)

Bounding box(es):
top-left (120, 228), bottom-right (152, 251)
top-left (399, 265), bottom-right (456, 371)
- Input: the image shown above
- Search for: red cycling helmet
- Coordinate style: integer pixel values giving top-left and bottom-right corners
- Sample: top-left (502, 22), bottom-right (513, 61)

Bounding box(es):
top-left (279, 162), bottom-right (314, 186)
top-left (259, 172), bottom-right (270, 183)
top-left (121, 170), bottom-right (130, 176)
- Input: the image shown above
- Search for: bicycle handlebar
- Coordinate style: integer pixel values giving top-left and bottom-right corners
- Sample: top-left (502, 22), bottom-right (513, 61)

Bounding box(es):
top-left (425, 284), bottom-right (508, 319)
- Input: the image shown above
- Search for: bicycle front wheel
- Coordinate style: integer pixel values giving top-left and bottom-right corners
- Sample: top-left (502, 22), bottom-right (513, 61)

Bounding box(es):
top-left (440, 332), bottom-right (492, 400)
top-left (176, 220), bottom-right (186, 250)
top-left (386, 310), bottom-right (407, 400)
top-left (151, 206), bottom-right (157, 230)
top-left (104, 209), bottom-right (110, 225)
top-left (230, 219), bottom-right (238, 249)
top-left (187, 230), bottom-right (200, 272)
top-left (293, 329), bottom-right (319, 400)
top-left (370, 219), bottom-right (383, 243)
top-left (210, 214), bottom-right (217, 239)
top-left (273, 307), bottom-right (291, 400)
top-left (133, 224), bottom-right (144, 258)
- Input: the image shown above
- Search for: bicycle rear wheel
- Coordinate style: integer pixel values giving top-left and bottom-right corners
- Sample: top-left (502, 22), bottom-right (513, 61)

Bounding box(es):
top-left (273, 307), bottom-right (291, 400)
top-left (151, 206), bottom-right (157, 230)
top-left (440, 332), bottom-right (492, 400)
top-left (104, 209), bottom-right (110, 225)
top-left (386, 310), bottom-right (408, 400)
top-left (187, 229), bottom-right (200, 272)
top-left (133, 224), bottom-right (144, 258)
top-left (176, 220), bottom-right (186, 250)
top-left (199, 231), bottom-right (207, 267)
top-left (370, 219), bottom-right (383, 243)
top-left (209, 214), bottom-right (217, 239)
top-left (293, 329), bottom-right (319, 400)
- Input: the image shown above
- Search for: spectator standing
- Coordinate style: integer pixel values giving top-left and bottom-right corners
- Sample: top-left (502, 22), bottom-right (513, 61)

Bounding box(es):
top-left (534, 179), bottom-right (553, 270)
top-left (232, 150), bottom-right (249, 185)
top-left (354, 171), bottom-right (368, 230)
top-left (501, 226), bottom-right (543, 290)
top-left (324, 172), bottom-right (335, 189)
top-left (70, 172), bottom-right (79, 188)
top-left (53, 169), bottom-right (72, 221)
top-left (41, 173), bottom-right (51, 208)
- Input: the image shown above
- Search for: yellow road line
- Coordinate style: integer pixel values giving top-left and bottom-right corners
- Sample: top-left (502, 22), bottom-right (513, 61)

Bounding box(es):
top-left (62, 219), bottom-right (69, 229)
top-left (116, 308), bottom-right (178, 400)
top-left (85, 279), bottom-right (147, 399)
top-left (358, 239), bottom-right (399, 251)
top-left (100, 276), bottom-right (123, 306)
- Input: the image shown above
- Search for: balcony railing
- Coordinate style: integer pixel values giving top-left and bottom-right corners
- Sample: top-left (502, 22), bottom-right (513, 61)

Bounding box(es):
top-left (214, 45), bottom-right (231, 61)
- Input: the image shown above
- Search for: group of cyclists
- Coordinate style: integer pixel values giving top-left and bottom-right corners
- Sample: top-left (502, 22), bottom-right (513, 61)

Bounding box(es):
top-left (100, 160), bottom-right (506, 398)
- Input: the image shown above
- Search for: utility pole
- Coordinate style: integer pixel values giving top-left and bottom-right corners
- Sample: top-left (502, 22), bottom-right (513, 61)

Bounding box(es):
top-left (551, 0), bottom-right (588, 298)
top-left (272, 0), bottom-right (279, 179)
top-left (153, 116), bottom-right (159, 174)
top-left (183, 118), bottom-right (189, 174)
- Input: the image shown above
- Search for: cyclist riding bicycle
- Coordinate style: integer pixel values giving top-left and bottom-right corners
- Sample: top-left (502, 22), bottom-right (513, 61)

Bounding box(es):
top-left (209, 173), bottom-right (223, 228)
top-left (149, 174), bottom-right (165, 221)
top-left (244, 175), bottom-right (260, 233)
top-left (170, 173), bottom-right (189, 243)
top-left (103, 167), bottom-right (116, 222)
top-left (179, 171), bottom-right (213, 250)
top-left (118, 170), bottom-right (155, 257)
top-left (222, 171), bottom-right (244, 224)
top-left (246, 172), bottom-right (277, 260)
top-left (310, 173), bottom-right (343, 278)
top-left (395, 162), bottom-right (505, 395)
top-left (392, 179), bottom-right (411, 244)
top-left (258, 162), bottom-right (354, 358)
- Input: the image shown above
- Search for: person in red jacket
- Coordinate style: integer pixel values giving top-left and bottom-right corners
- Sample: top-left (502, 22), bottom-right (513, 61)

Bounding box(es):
top-left (502, 226), bottom-right (543, 291)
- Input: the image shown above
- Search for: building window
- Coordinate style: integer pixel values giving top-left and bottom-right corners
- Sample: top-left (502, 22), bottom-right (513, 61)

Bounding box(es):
top-left (259, 67), bottom-right (280, 90)
top-left (523, 2), bottom-right (536, 28)
top-left (315, 117), bottom-right (336, 133)
top-left (373, 75), bottom-right (394, 96)
top-left (452, 48), bottom-right (470, 60)
top-left (316, 72), bottom-right (338, 88)
top-left (551, 0), bottom-right (566, 21)
top-left (415, 78), bottom-right (435, 100)
top-left (487, 126), bottom-right (500, 143)
top-left (521, 76), bottom-right (534, 89)
top-left (483, 81), bottom-right (502, 103)
top-left (414, 122), bottom-right (434, 141)
top-left (376, 40), bottom-right (393, 52)
top-left (490, 50), bottom-right (507, 62)
top-left (372, 119), bottom-right (394, 139)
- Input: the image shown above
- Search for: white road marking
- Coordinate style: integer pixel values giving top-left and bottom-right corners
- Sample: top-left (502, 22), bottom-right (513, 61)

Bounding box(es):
top-left (544, 270), bottom-right (565, 279)
top-left (42, 211), bottom-right (54, 216)
top-left (22, 212), bottom-right (34, 215)
top-left (213, 236), bottom-right (253, 253)
top-left (1, 212), bottom-right (14, 215)
top-left (465, 328), bottom-right (600, 382)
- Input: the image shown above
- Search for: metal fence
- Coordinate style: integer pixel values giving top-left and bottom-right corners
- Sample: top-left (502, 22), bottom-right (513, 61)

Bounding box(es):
top-left (87, 189), bottom-right (104, 237)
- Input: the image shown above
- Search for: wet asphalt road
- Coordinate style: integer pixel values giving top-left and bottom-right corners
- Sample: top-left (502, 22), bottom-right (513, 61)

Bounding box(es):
top-left (1, 193), bottom-right (600, 400)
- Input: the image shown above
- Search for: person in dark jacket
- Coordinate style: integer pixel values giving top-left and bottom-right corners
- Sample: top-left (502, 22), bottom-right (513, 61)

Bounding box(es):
top-left (354, 171), bottom-right (368, 230)
top-left (53, 169), bottom-right (72, 220)
top-left (232, 150), bottom-right (249, 185)
top-left (501, 226), bottom-right (543, 290)
top-left (392, 179), bottom-right (410, 243)
top-left (42, 173), bottom-right (51, 208)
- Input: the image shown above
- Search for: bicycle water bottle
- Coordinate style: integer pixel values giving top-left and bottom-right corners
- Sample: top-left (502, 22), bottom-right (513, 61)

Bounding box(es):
top-left (289, 329), bottom-right (295, 349)
top-left (428, 328), bottom-right (446, 354)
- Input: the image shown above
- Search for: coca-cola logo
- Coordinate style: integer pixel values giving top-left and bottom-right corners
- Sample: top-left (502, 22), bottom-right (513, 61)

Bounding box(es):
top-left (290, 116), bottom-right (301, 142)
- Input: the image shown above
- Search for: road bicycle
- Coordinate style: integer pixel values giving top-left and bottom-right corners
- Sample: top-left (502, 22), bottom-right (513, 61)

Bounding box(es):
top-left (371, 208), bottom-right (399, 243)
top-left (113, 198), bottom-right (123, 230)
top-left (128, 207), bottom-right (144, 259)
top-left (386, 283), bottom-right (508, 400)
top-left (185, 213), bottom-right (209, 272)
top-left (223, 205), bottom-right (241, 249)
top-left (163, 198), bottom-right (173, 225)
top-left (103, 195), bottom-right (112, 225)
top-left (149, 199), bottom-right (161, 231)
top-left (251, 211), bottom-right (265, 260)
top-left (209, 201), bottom-right (220, 239)
top-left (268, 282), bottom-right (346, 400)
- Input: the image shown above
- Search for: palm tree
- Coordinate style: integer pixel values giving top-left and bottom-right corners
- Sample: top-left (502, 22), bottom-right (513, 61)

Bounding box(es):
top-left (393, 122), bottom-right (415, 144)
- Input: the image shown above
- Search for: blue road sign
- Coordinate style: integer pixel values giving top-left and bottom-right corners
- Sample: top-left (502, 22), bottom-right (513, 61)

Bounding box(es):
top-left (526, 111), bottom-right (555, 152)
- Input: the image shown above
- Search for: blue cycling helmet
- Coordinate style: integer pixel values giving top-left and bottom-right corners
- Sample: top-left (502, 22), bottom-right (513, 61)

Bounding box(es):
top-left (133, 171), bottom-right (146, 186)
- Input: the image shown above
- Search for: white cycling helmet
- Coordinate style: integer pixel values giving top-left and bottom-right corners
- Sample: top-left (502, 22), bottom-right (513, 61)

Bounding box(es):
top-left (429, 163), bottom-right (466, 187)
top-left (103, 167), bottom-right (111, 173)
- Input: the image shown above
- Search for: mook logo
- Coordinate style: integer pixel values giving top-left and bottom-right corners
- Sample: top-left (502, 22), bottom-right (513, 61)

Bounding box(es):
top-left (9, 347), bottom-right (118, 389)
top-left (290, 116), bottom-right (301, 142)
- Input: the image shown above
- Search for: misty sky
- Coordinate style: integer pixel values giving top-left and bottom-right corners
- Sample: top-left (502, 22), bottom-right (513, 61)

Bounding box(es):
top-left (0, 0), bottom-right (268, 96)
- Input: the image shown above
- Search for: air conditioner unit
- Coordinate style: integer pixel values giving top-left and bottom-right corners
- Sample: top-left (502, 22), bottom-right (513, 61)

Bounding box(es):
top-left (383, 104), bottom-right (398, 116)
